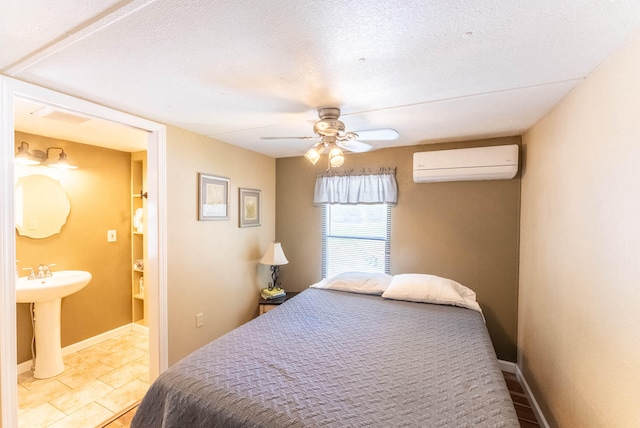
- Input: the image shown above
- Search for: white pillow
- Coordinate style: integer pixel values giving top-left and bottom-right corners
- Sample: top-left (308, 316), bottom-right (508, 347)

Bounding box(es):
top-left (381, 273), bottom-right (482, 313)
top-left (310, 271), bottom-right (392, 295)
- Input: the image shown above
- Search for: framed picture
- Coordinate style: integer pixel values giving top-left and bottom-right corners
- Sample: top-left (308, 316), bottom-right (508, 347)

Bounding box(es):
top-left (239, 188), bottom-right (261, 227)
top-left (198, 173), bottom-right (230, 221)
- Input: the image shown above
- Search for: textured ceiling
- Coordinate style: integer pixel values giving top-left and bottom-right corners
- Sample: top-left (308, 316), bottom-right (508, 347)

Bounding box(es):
top-left (3, 0), bottom-right (640, 156)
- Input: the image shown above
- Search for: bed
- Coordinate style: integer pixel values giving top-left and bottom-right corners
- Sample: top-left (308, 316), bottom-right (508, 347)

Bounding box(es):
top-left (132, 278), bottom-right (519, 427)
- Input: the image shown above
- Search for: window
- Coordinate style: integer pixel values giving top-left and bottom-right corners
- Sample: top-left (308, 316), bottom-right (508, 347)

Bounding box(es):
top-left (322, 203), bottom-right (391, 278)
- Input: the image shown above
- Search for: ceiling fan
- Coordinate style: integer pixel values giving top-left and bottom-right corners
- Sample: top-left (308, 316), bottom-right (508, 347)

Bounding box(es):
top-left (261, 107), bottom-right (399, 167)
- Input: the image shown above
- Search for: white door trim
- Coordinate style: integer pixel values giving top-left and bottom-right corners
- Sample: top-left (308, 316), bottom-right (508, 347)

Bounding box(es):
top-left (0, 76), bottom-right (19, 428)
top-left (0, 76), bottom-right (168, 426)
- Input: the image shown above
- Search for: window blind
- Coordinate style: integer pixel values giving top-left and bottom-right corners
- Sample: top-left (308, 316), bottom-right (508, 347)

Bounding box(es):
top-left (322, 203), bottom-right (391, 278)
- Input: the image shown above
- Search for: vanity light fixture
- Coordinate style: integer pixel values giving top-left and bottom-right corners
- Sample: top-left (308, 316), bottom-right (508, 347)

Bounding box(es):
top-left (14, 142), bottom-right (78, 169)
top-left (47, 147), bottom-right (78, 169)
top-left (14, 142), bottom-right (40, 165)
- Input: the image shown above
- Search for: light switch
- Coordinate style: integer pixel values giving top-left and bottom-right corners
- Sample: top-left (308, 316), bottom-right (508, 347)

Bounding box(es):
top-left (107, 230), bottom-right (117, 242)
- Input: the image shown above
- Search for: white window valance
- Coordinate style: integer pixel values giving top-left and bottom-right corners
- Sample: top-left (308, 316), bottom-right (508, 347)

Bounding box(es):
top-left (313, 167), bottom-right (398, 205)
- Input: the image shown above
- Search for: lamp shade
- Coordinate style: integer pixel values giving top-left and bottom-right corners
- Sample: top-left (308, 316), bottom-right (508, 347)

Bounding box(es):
top-left (260, 242), bottom-right (289, 266)
top-left (328, 146), bottom-right (344, 167)
top-left (48, 150), bottom-right (78, 169)
top-left (304, 147), bottom-right (321, 165)
top-left (14, 142), bottom-right (40, 165)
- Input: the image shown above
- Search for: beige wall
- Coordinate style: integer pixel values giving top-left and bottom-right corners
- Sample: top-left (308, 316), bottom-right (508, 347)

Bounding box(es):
top-left (520, 34), bottom-right (640, 427)
top-left (165, 126), bottom-right (275, 364)
top-left (276, 137), bottom-right (521, 361)
top-left (15, 132), bottom-right (132, 363)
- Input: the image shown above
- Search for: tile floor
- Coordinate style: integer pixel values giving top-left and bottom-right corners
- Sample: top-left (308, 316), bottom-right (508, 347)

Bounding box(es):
top-left (17, 328), bottom-right (149, 428)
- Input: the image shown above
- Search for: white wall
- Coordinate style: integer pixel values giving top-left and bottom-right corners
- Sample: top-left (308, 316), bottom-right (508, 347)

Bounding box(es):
top-left (519, 32), bottom-right (640, 427)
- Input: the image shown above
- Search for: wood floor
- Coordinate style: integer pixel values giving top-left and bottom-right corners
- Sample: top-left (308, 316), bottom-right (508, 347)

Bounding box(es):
top-left (98, 401), bottom-right (138, 427)
top-left (99, 372), bottom-right (541, 427)
top-left (503, 371), bottom-right (541, 427)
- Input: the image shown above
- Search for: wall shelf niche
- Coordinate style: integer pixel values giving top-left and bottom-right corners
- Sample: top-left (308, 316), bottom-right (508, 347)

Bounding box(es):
top-left (131, 151), bottom-right (147, 326)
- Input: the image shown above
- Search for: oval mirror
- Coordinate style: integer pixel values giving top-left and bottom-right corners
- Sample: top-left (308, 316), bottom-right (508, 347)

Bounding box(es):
top-left (15, 175), bottom-right (71, 239)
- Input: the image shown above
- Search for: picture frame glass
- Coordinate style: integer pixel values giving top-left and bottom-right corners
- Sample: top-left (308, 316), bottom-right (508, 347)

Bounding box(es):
top-left (239, 188), bottom-right (261, 227)
top-left (199, 173), bottom-right (229, 220)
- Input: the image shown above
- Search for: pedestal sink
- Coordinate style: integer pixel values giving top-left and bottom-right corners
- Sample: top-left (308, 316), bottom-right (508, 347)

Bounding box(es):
top-left (16, 270), bottom-right (92, 379)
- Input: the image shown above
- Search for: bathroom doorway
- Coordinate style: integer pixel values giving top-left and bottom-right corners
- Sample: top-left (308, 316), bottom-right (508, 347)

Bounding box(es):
top-left (0, 76), bottom-right (168, 427)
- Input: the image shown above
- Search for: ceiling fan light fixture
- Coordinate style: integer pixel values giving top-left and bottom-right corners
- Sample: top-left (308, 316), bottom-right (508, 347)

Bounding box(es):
top-left (259, 107), bottom-right (396, 167)
top-left (304, 147), bottom-right (321, 165)
top-left (328, 146), bottom-right (344, 168)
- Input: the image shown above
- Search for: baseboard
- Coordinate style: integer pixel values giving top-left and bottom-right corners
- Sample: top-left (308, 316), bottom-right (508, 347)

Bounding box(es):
top-left (498, 359), bottom-right (517, 373)
top-left (17, 359), bottom-right (32, 375)
top-left (516, 366), bottom-right (551, 428)
top-left (132, 323), bottom-right (149, 335)
top-left (17, 323), bottom-right (135, 375)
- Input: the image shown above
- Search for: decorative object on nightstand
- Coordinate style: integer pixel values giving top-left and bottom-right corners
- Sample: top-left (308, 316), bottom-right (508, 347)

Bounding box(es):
top-left (259, 241), bottom-right (289, 297)
top-left (260, 287), bottom-right (285, 300)
top-left (259, 292), bottom-right (300, 315)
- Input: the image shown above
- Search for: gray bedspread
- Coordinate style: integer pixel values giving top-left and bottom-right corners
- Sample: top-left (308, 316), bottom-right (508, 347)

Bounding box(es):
top-left (132, 289), bottom-right (519, 427)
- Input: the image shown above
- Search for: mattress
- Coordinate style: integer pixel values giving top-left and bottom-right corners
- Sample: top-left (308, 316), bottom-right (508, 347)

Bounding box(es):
top-left (132, 288), bottom-right (519, 427)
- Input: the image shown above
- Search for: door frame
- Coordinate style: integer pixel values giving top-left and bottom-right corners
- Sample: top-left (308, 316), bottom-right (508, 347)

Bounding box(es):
top-left (0, 76), bottom-right (168, 426)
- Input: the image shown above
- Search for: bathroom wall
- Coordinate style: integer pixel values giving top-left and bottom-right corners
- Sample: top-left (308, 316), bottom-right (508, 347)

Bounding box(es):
top-left (15, 131), bottom-right (132, 364)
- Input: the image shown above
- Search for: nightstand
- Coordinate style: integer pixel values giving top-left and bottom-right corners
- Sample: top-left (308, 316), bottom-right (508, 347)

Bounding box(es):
top-left (259, 292), bottom-right (300, 315)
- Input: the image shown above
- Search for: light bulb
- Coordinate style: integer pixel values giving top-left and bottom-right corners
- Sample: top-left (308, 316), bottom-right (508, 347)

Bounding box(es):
top-left (304, 147), bottom-right (321, 165)
top-left (328, 147), bottom-right (344, 168)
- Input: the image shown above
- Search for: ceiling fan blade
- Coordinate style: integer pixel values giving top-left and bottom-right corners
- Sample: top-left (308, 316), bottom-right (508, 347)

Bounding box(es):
top-left (353, 128), bottom-right (399, 141)
top-left (336, 139), bottom-right (373, 153)
top-left (260, 136), bottom-right (319, 140)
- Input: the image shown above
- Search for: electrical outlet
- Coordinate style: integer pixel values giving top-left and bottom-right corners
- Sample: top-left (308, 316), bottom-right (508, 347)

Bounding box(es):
top-left (196, 313), bottom-right (204, 328)
top-left (107, 230), bottom-right (117, 242)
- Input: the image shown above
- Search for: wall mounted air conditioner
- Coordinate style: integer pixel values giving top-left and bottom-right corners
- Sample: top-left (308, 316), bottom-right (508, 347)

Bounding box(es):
top-left (413, 144), bottom-right (519, 183)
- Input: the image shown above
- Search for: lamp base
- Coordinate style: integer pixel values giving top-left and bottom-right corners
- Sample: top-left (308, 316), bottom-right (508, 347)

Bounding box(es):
top-left (267, 265), bottom-right (283, 291)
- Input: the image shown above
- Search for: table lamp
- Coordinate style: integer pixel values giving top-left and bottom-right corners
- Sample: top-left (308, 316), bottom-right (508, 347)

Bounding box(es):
top-left (260, 241), bottom-right (289, 291)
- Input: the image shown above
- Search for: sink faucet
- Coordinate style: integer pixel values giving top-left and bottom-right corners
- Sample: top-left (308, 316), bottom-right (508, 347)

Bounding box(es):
top-left (38, 264), bottom-right (55, 278)
top-left (22, 267), bottom-right (37, 280)
top-left (23, 264), bottom-right (56, 280)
